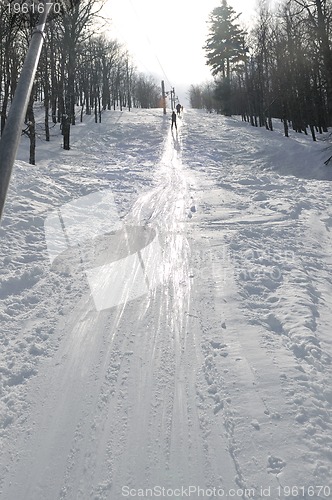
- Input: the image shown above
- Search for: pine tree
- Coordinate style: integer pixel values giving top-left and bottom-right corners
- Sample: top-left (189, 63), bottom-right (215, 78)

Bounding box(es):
top-left (204, 0), bottom-right (246, 79)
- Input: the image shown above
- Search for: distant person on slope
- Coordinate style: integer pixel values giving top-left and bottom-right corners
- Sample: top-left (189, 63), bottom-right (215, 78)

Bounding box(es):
top-left (171, 110), bottom-right (177, 130)
top-left (176, 103), bottom-right (182, 116)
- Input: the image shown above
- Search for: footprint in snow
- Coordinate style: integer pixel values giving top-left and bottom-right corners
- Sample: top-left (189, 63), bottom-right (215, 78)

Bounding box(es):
top-left (251, 419), bottom-right (260, 430)
top-left (267, 455), bottom-right (286, 474)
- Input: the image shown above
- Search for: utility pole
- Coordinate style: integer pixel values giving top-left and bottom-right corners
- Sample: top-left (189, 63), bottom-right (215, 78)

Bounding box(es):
top-left (170, 87), bottom-right (176, 110)
top-left (0, 1), bottom-right (52, 221)
top-left (161, 80), bottom-right (166, 115)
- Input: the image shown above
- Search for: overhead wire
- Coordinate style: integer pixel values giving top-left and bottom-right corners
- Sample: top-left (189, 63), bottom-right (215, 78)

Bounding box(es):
top-left (127, 0), bottom-right (173, 89)
top-left (105, 13), bottom-right (153, 75)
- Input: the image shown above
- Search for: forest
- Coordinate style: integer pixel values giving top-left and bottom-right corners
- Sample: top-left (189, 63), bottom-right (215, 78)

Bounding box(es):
top-left (190, 0), bottom-right (332, 143)
top-left (0, 0), bottom-right (162, 163)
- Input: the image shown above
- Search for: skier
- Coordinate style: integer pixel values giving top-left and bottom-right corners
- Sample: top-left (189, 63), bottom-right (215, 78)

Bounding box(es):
top-left (176, 103), bottom-right (182, 116)
top-left (171, 110), bottom-right (177, 130)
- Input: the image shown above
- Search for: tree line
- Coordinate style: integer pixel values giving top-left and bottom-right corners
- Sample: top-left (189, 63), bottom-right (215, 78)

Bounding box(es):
top-left (190, 0), bottom-right (332, 142)
top-left (0, 0), bottom-right (162, 163)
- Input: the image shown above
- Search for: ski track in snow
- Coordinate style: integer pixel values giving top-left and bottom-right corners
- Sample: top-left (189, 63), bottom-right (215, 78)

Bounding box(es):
top-left (0, 109), bottom-right (331, 499)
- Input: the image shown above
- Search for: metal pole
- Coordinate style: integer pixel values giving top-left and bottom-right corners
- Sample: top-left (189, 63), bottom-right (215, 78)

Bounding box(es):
top-left (0, 2), bottom-right (52, 221)
top-left (161, 80), bottom-right (166, 115)
top-left (171, 87), bottom-right (175, 110)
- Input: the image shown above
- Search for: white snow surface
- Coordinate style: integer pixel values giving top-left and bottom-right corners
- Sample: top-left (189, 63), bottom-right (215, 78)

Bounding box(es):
top-left (0, 108), bottom-right (332, 500)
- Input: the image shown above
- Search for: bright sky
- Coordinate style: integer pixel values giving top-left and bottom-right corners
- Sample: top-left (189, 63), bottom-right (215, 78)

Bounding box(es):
top-left (102, 0), bottom-right (258, 101)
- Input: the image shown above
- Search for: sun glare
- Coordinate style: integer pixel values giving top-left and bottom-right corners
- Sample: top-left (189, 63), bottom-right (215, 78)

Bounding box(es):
top-left (103, 0), bottom-right (258, 93)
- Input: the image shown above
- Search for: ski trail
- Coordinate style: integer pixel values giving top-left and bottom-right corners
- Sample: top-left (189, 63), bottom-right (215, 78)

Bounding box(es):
top-left (94, 121), bottom-right (223, 492)
top-left (0, 118), bottom-right (236, 499)
top-left (117, 120), bottom-right (239, 492)
top-left (1, 108), bottom-right (331, 500)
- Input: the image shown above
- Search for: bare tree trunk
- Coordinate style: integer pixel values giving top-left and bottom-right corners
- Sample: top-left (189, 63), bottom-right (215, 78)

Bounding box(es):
top-left (315, 0), bottom-right (332, 125)
top-left (26, 91), bottom-right (36, 165)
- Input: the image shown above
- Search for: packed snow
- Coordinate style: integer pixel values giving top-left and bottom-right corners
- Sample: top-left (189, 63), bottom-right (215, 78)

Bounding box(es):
top-left (0, 108), bottom-right (332, 500)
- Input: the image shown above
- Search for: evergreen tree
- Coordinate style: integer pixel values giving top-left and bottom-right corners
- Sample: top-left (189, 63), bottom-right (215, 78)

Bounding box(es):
top-left (204, 0), bottom-right (246, 79)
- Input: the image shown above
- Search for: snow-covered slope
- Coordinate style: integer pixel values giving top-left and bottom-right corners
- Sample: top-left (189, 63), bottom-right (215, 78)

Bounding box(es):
top-left (0, 109), bottom-right (331, 499)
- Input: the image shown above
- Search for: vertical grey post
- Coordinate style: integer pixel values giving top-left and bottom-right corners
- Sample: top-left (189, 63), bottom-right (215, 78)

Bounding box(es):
top-left (161, 80), bottom-right (166, 115)
top-left (170, 87), bottom-right (176, 110)
top-left (0, 2), bottom-right (52, 221)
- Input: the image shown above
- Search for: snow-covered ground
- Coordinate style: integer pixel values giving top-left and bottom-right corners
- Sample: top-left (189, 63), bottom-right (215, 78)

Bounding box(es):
top-left (0, 108), bottom-right (332, 499)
